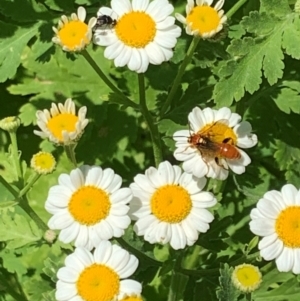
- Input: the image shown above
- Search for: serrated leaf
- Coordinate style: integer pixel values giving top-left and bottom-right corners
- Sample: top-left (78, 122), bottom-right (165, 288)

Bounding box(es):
top-left (260, 0), bottom-right (291, 17)
top-left (272, 87), bottom-right (300, 114)
top-left (0, 212), bottom-right (42, 249)
top-left (213, 9), bottom-right (298, 106)
top-left (0, 22), bottom-right (40, 82)
top-left (43, 258), bottom-right (61, 283)
top-left (282, 16), bottom-right (300, 59)
top-left (216, 263), bottom-right (240, 301)
top-left (0, 249), bottom-right (27, 274)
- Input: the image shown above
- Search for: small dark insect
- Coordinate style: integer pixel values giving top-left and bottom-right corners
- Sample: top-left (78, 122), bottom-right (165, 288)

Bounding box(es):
top-left (95, 15), bottom-right (117, 30)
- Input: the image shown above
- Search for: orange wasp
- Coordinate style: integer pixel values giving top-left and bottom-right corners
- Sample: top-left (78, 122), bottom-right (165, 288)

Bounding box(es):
top-left (188, 119), bottom-right (241, 166)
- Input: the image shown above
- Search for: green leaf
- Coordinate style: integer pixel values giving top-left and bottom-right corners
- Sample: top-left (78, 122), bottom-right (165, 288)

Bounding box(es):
top-left (0, 249), bottom-right (27, 275)
top-left (43, 258), bottom-right (61, 283)
top-left (282, 17), bottom-right (300, 59)
top-left (213, 8), bottom-right (298, 107)
top-left (216, 263), bottom-right (240, 301)
top-left (272, 86), bottom-right (300, 114)
top-left (260, 0), bottom-right (291, 17)
top-left (0, 212), bottom-right (42, 249)
top-left (0, 0), bottom-right (49, 22)
top-left (253, 267), bottom-right (300, 300)
top-left (0, 22), bottom-right (40, 83)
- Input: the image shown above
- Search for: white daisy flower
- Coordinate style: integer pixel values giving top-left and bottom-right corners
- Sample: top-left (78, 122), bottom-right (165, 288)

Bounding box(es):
top-left (45, 165), bottom-right (132, 250)
top-left (173, 107), bottom-right (257, 180)
top-left (33, 98), bottom-right (89, 145)
top-left (129, 161), bottom-right (217, 250)
top-left (56, 241), bottom-right (142, 301)
top-left (93, 0), bottom-right (181, 73)
top-left (176, 0), bottom-right (227, 38)
top-left (52, 6), bottom-right (97, 52)
top-left (250, 184), bottom-right (300, 274)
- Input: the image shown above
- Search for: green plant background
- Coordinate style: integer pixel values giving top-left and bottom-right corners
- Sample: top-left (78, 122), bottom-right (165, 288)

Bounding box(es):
top-left (1, 0), bottom-right (300, 300)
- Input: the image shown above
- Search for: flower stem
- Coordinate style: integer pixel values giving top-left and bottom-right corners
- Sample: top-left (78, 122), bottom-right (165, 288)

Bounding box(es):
top-left (116, 237), bottom-right (161, 266)
top-left (226, 0), bottom-right (249, 19)
top-left (138, 73), bottom-right (163, 167)
top-left (0, 175), bottom-right (18, 198)
top-left (81, 49), bottom-right (139, 110)
top-left (0, 271), bottom-right (29, 301)
top-left (184, 245), bottom-right (201, 270)
top-left (18, 173), bottom-right (41, 198)
top-left (167, 252), bottom-right (188, 301)
top-left (9, 131), bottom-right (23, 184)
top-left (160, 36), bottom-right (200, 118)
top-left (18, 196), bottom-right (48, 232)
top-left (64, 144), bottom-right (77, 168)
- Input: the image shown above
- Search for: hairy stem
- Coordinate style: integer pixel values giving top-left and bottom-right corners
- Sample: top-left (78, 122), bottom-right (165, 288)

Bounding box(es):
top-left (116, 237), bottom-right (161, 266)
top-left (19, 196), bottom-right (48, 232)
top-left (81, 49), bottom-right (139, 110)
top-left (18, 173), bottom-right (41, 198)
top-left (64, 144), bottom-right (77, 168)
top-left (160, 36), bottom-right (200, 118)
top-left (138, 73), bottom-right (163, 166)
top-left (9, 131), bottom-right (23, 184)
top-left (226, 0), bottom-right (249, 18)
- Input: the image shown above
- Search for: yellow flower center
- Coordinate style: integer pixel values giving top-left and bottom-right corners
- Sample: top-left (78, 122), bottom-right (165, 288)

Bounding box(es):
top-left (275, 206), bottom-right (300, 248)
top-left (47, 113), bottom-right (78, 142)
top-left (199, 121), bottom-right (237, 145)
top-left (31, 152), bottom-right (56, 174)
top-left (186, 6), bottom-right (221, 34)
top-left (58, 20), bottom-right (89, 50)
top-left (77, 264), bottom-right (120, 301)
top-left (68, 186), bottom-right (111, 225)
top-left (115, 12), bottom-right (156, 48)
top-left (232, 264), bottom-right (262, 293)
top-left (151, 185), bottom-right (192, 223)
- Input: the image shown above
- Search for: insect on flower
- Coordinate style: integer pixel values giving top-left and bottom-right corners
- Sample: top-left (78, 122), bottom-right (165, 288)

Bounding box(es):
top-left (187, 119), bottom-right (241, 168)
top-left (94, 14), bottom-right (117, 30)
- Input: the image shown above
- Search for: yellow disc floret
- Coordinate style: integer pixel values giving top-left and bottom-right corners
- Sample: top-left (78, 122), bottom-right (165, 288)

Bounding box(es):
top-left (275, 206), bottom-right (300, 248)
top-left (31, 152), bottom-right (56, 174)
top-left (77, 264), bottom-right (120, 301)
top-left (115, 12), bottom-right (156, 48)
top-left (47, 113), bottom-right (78, 142)
top-left (232, 264), bottom-right (262, 293)
top-left (69, 186), bottom-right (111, 225)
top-left (199, 121), bottom-right (237, 145)
top-left (187, 6), bottom-right (221, 35)
top-left (151, 185), bottom-right (192, 223)
top-left (58, 21), bottom-right (89, 50)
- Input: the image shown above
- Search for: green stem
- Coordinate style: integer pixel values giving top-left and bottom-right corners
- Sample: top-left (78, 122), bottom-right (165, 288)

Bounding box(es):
top-left (160, 36), bottom-right (200, 118)
top-left (184, 245), bottom-right (201, 270)
top-left (9, 131), bottom-right (23, 184)
top-left (0, 271), bottom-right (28, 301)
top-left (138, 73), bottom-right (163, 166)
top-left (167, 252), bottom-right (187, 301)
top-left (19, 196), bottom-right (48, 232)
top-left (226, 0), bottom-right (249, 19)
top-left (116, 237), bottom-right (161, 266)
top-left (0, 175), bottom-right (18, 198)
top-left (246, 293), bottom-right (252, 301)
top-left (179, 251), bottom-right (261, 276)
top-left (81, 49), bottom-right (139, 110)
top-left (64, 144), bottom-right (77, 168)
top-left (18, 173), bottom-right (41, 198)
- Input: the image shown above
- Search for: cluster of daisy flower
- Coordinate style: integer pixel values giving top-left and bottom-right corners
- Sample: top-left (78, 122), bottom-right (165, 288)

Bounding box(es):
top-left (52, 0), bottom-right (227, 73)
top-left (29, 0), bottom-right (300, 299)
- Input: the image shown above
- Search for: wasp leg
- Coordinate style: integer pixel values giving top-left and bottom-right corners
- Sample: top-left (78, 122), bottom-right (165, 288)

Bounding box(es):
top-left (214, 157), bottom-right (229, 170)
top-left (223, 137), bottom-right (234, 144)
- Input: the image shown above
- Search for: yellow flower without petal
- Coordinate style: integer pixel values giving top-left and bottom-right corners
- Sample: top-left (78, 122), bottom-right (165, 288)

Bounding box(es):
top-left (52, 6), bottom-right (97, 52)
top-left (232, 264), bottom-right (262, 293)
